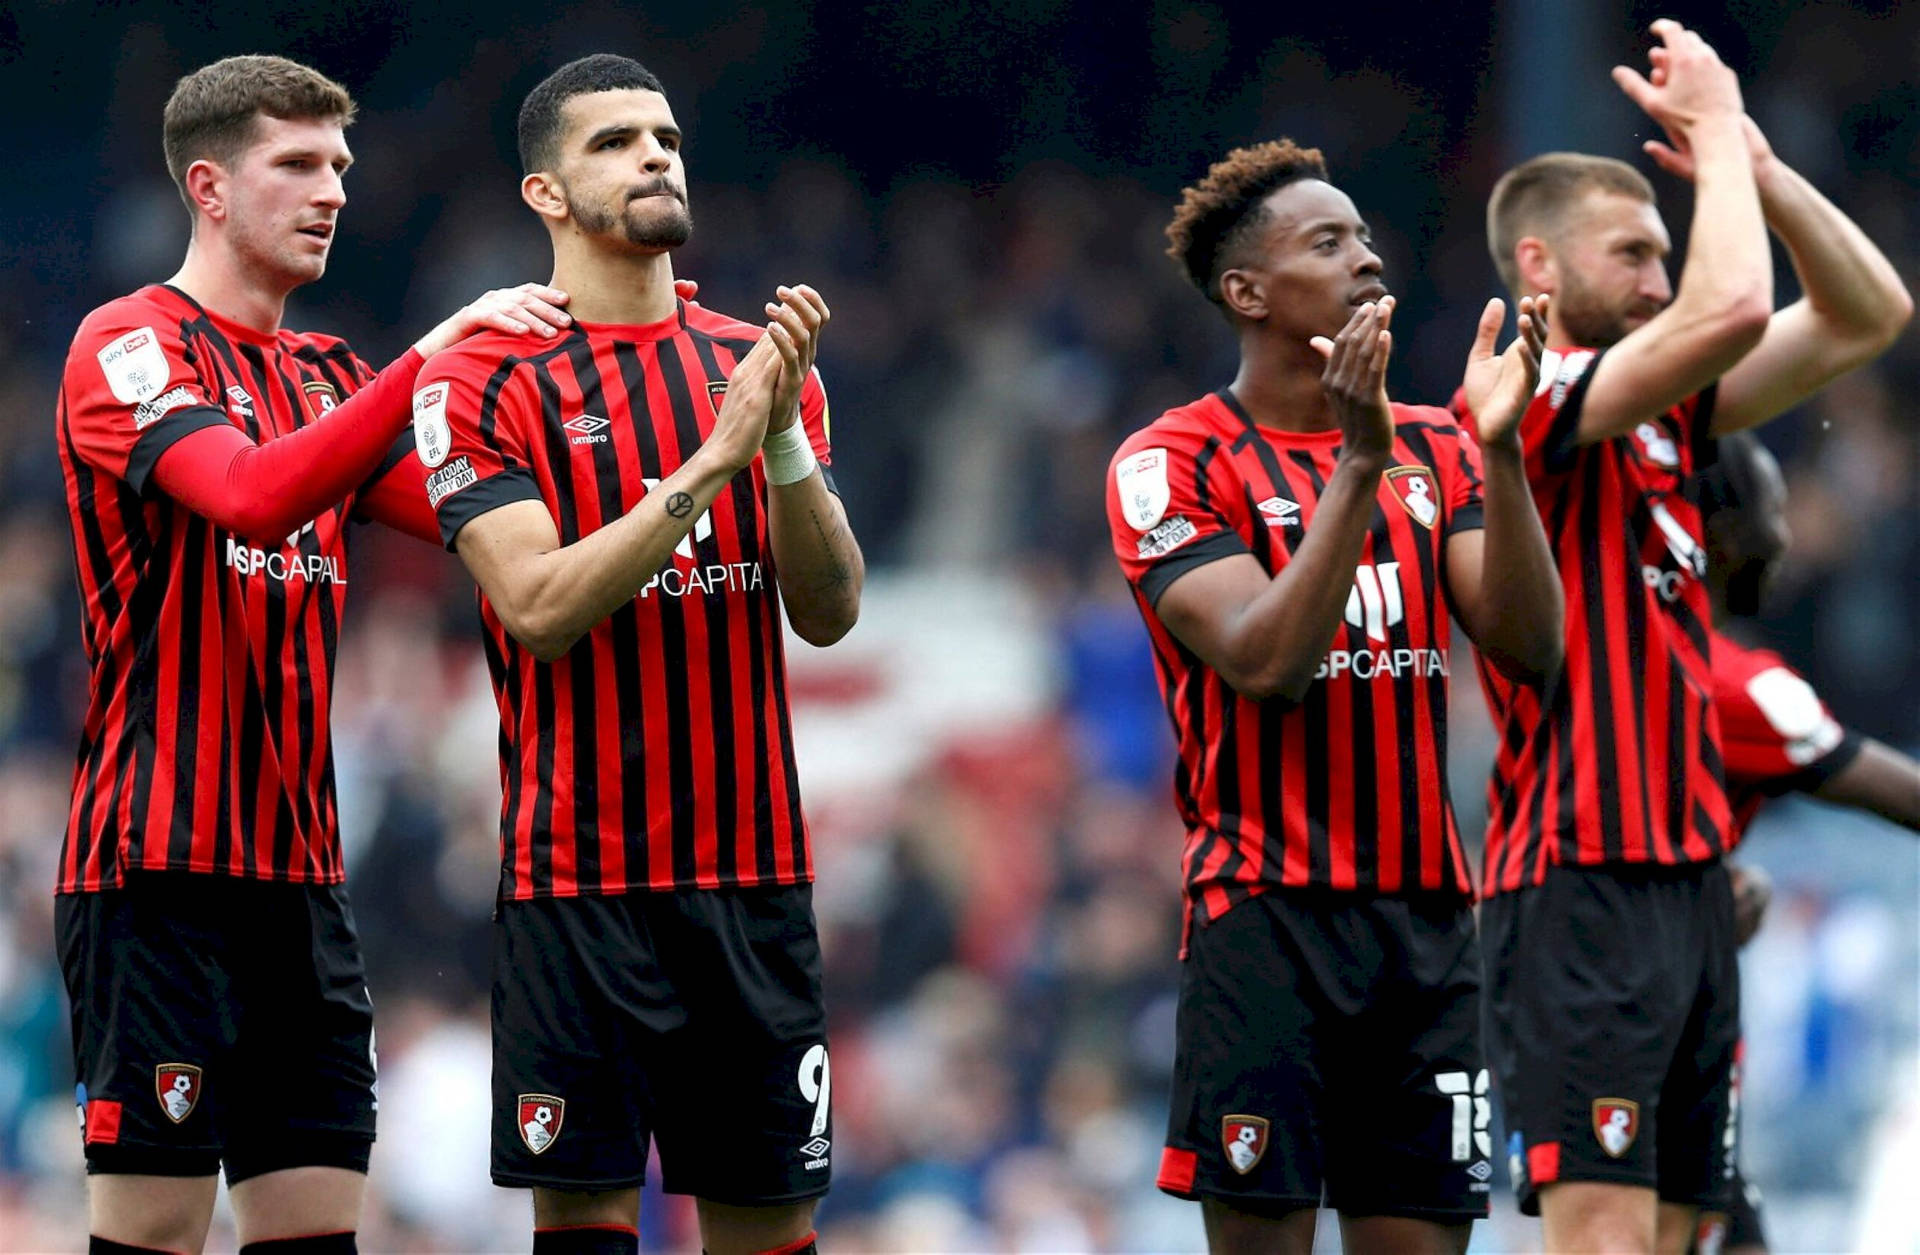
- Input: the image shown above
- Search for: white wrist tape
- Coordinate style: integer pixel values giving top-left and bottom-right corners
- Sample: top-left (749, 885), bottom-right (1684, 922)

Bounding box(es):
top-left (761, 422), bottom-right (818, 486)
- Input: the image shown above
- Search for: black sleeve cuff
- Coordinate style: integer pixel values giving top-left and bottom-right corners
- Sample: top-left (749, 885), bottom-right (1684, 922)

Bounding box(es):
top-left (1138, 530), bottom-right (1250, 607)
top-left (1539, 360), bottom-right (1600, 475)
top-left (351, 428), bottom-right (421, 522)
top-left (1786, 728), bottom-right (1866, 797)
top-left (437, 466), bottom-right (544, 550)
top-left (1446, 502), bottom-right (1486, 535)
top-left (126, 406), bottom-right (232, 497)
top-left (821, 464), bottom-right (839, 497)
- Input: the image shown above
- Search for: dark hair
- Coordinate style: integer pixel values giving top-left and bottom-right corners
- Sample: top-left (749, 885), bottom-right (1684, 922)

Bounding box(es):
top-left (1486, 153), bottom-right (1655, 295)
top-left (518, 54), bottom-right (666, 174)
top-left (1165, 139), bottom-right (1329, 310)
top-left (163, 56), bottom-right (355, 210)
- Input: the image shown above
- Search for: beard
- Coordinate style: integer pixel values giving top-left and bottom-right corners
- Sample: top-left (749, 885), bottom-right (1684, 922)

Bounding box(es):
top-left (1555, 269), bottom-right (1662, 349)
top-left (570, 183), bottom-right (692, 250)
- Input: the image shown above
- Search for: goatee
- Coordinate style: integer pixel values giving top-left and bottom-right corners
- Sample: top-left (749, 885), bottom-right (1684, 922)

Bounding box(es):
top-left (572, 192), bottom-right (692, 249)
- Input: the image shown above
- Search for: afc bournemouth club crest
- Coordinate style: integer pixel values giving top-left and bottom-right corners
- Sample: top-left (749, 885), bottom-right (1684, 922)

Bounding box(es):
top-left (1592, 1098), bottom-right (1639, 1158)
top-left (155, 1064), bottom-right (202, 1124)
top-left (1384, 465), bottom-right (1440, 529)
top-left (708, 379), bottom-right (729, 413)
top-left (518, 1094), bottom-right (565, 1155)
top-left (1221, 1114), bottom-right (1269, 1175)
top-left (302, 379), bottom-right (339, 420)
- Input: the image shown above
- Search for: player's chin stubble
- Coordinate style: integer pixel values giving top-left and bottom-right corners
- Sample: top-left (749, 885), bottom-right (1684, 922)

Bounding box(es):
top-left (571, 192), bottom-right (692, 249)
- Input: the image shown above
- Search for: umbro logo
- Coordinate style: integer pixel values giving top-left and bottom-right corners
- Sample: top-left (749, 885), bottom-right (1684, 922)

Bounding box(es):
top-left (1257, 496), bottom-right (1301, 526)
top-left (566, 414), bottom-right (610, 446)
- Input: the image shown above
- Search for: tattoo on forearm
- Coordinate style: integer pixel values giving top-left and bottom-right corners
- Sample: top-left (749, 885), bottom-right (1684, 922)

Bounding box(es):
top-left (665, 492), bottom-right (695, 518)
top-left (809, 507), bottom-right (853, 592)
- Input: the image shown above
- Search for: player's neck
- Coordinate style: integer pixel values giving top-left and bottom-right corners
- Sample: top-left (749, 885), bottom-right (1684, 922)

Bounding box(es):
top-left (551, 238), bottom-right (677, 327)
top-left (167, 238), bottom-right (291, 338)
top-left (1229, 338), bottom-right (1340, 433)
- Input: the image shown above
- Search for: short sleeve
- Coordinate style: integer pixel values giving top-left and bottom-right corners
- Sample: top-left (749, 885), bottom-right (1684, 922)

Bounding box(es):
top-left (1442, 421), bottom-right (1486, 536)
top-left (799, 367), bottom-right (838, 495)
top-left (1107, 427), bottom-right (1250, 608)
top-left (63, 313), bottom-right (229, 495)
top-left (412, 347), bottom-right (545, 550)
top-left (1516, 348), bottom-right (1603, 480)
top-left (1716, 655), bottom-right (1862, 797)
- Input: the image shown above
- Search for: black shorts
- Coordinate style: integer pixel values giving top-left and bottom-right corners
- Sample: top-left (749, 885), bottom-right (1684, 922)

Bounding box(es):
top-left (1482, 862), bottom-right (1740, 1214)
top-left (492, 883), bottom-right (831, 1202)
top-left (1157, 890), bottom-right (1491, 1221)
top-left (1692, 1172), bottom-right (1767, 1254)
top-left (55, 873), bottom-right (377, 1183)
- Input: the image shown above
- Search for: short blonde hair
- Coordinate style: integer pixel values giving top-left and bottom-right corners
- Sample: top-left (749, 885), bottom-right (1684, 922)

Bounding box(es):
top-left (1486, 152), bottom-right (1654, 293)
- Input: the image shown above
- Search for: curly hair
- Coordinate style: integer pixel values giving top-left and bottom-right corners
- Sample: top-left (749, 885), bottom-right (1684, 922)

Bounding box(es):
top-left (1166, 139), bottom-right (1329, 310)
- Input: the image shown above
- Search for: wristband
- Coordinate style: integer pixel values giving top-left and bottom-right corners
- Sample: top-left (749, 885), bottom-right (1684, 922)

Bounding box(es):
top-left (761, 421), bottom-right (818, 486)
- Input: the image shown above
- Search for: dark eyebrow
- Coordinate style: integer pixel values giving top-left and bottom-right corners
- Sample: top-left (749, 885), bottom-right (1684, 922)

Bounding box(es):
top-left (277, 146), bottom-right (352, 170)
top-left (585, 122), bottom-right (682, 148)
top-left (1298, 218), bottom-right (1355, 238)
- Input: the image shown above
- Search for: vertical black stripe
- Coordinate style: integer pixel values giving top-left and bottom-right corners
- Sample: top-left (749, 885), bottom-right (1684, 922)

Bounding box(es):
top-left (561, 341), bottom-right (614, 891)
top-left (527, 361), bottom-right (577, 893)
top-left (1665, 663), bottom-right (1689, 859)
top-left (483, 624), bottom-right (528, 897)
top-left (1285, 449), bottom-right (1335, 884)
top-left (609, 343), bottom-right (660, 887)
top-left (657, 342), bottom-right (742, 883)
top-left (1397, 429), bottom-right (1450, 885)
top-left (169, 511), bottom-right (208, 867)
top-left (690, 332), bottom-right (776, 879)
top-left (1576, 451), bottom-right (1624, 863)
top-left (623, 344), bottom-right (699, 885)
top-left (1184, 436), bottom-right (1252, 883)
top-left (765, 615), bottom-right (808, 873)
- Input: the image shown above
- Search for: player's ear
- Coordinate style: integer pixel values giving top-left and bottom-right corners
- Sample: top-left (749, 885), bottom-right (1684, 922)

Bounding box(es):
top-left (1219, 268), bottom-right (1267, 322)
top-left (184, 159), bottom-right (228, 224)
top-left (521, 171), bottom-right (568, 223)
top-left (1514, 237), bottom-right (1555, 299)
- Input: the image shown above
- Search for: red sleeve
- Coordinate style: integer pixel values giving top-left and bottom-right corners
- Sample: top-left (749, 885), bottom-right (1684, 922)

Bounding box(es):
top-left (1107, 422), bottom-right (1249, 608)
top-left (1714, 641), bottom-right (1861, 796)
top-left (1420, 405), bottom-right (1484, 536)
top-left (63, 313), bottom-right (229, 494)
top-left (1463, 349), bottom-right (1717, 487)
top-left (350, 429), bottom-right (443, 546)
top-left (797, 367), bottom-right (838, 494)
top-left (146, 350), bottom-right (425, 546)
top-left (413, 346), bottom-right (545, 550)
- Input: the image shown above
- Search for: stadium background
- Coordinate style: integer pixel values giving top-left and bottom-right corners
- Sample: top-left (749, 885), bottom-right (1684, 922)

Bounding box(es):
top-left (0, 0), bottom-right (1914, 1248)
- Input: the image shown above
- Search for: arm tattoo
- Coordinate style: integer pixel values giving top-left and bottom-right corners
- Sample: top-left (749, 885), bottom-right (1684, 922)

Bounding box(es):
top-left (809, 507), bottom-right (853, 592)
top-left (664, 491), bottom-right (695, 519)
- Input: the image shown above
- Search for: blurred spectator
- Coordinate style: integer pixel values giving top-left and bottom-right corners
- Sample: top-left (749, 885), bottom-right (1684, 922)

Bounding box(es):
top-left (0, 0), bottom-right (1913, 1246)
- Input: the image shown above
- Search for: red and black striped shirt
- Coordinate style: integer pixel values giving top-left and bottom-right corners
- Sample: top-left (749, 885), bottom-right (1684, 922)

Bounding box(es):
top-left (418, 300), bottom-right (833, 899)
top-left (1452, 348), bottom-right (1735, 894)
top-left (1712, 631), bottom-right (1860, 839)
top-left (56, 284), bottom-right (395, 891)
top-left (1108, 390), bottom-right (1483, 934)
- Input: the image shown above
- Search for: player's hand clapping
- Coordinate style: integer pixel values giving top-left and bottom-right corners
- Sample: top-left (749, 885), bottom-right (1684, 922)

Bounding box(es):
top-left (706, 332), bottom-right (784, 473)
top-left (763, 285), bottom-right (830, 434)
top-left (413, 283), bottom-right (573, 358)
top-left (1611, 20), bottom-right (1746, 142)
top-left (1462, 294), bottom-right (1548, 450)
top-left (1310, 296), bottom-right (1396, 466)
